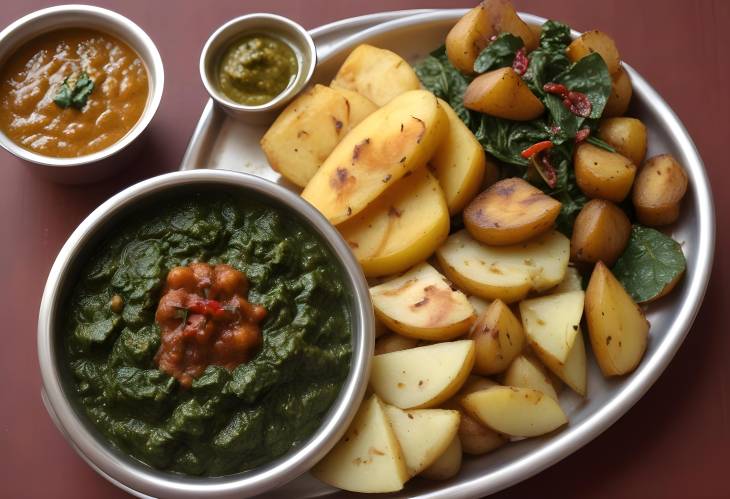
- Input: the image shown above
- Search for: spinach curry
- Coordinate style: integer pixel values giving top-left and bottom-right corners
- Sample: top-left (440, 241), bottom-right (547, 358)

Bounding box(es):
top-left (64, 194), bottom-right (352, 476)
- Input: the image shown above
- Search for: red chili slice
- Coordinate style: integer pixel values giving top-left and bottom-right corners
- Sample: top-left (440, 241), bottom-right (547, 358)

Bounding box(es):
top-left (575, 127), bottom-right (591, 143)
top-left (520, 140), bottom-right (553, 159)
top-left (543, 82), bottom-right (569, 96)
top-left (565, 91), bottom-right (592, 117)
top-left (512, 47), bottom-right (529, 75)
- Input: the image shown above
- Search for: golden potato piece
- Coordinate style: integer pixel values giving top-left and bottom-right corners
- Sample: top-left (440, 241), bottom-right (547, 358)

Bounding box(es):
top-left (585, 262), bottom-right (649, 376)
top-left (603, 66), bottom-right (632, 117)
top-left (375, 333), bottom-right (419, 355)
top-left (464, 67), bottom-right (544, 121)
top-left (570, 199), bottom-right (631, 265)
top-left (432, 98), bottom-right (487, 214)
top-left (551, 266), bottom-right (583, 293)
top-left (420, 436), bottom-right (462, 480)
top-left (338, 167), bottom-right (449, 277)
top-left (574, 143), bottom-right (637, 202)
top-left (598, 117), bottom-right (647, 166)
top-left (331, 44), bottom-right (420, 106)
top-left (301, 90), bottom-right (448, 225)
top-left (566, 30), bottom-right (621, 74)
top-left (329, 86), bottom-right (379, 121)
top-left (632, 154), bottom-right (688, 226)
top-left (520, 290), bottom-right (585, 365)
top-left (464, 177), bottom-right (561, 246)
top-left (503, 354), bottom-right (559, 400)
top-left (469, 299), bottom-right (525, 375)
top-left (481, 0), bottom-right (539, 52)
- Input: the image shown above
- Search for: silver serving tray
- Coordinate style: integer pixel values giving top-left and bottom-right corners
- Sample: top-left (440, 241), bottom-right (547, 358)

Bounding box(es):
top-left (180, 9), bottom-right (715, 498)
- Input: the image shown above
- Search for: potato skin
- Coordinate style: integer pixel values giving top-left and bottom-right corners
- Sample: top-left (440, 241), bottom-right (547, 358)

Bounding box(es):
top-left (566, 30), bottom-right (621, 74)
top-left (574, 143), bottom-right (637, 202)
top-left (598, 117), bottom-right (647, 166)
top-left (464, 177), bottom-right (561, 246)
top-left (464, 68), bottom-right (544, 121)
top-left (632, 154), bottom-right (688, 226)
top-left (603, 66), bottom-right (632, 117)
top-left (375, 333), bottom-right (420, 355)
top-left (570, 199), bottom-right (631, 265)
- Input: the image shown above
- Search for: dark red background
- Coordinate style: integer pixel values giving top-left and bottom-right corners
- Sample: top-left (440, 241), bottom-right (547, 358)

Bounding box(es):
top-left (1, 1), bottom-right (728, 497)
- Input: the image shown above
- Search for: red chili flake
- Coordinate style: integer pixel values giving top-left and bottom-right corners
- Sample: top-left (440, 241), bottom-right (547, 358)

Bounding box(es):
top-left (520, 140), bottom-right (553, 159)
top-left (543, 82), bottom-right (569, 96)
top-left (575, 127), bottom-right (591, 143)
top-left (532, 154), bottom-right (558, 189)
top-left (565, 91), bottom-right (592, 117)
top-left (512, 47), bottom-right (529, 75)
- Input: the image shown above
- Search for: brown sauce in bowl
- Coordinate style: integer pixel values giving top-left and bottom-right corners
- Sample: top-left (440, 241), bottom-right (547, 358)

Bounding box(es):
top-left (0, 28), bottom-right (149, 158)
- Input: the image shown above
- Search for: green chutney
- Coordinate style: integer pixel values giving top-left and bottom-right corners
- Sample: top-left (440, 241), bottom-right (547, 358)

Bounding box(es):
top-left (63, 193), bottom-right (352, 476)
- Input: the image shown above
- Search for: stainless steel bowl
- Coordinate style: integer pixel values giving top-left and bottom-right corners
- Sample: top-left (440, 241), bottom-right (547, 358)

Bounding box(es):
top-left (37, 169), bottom-right (374, 498)
top-left (200, 13), bottom-right (316, 124)
top-left (0, 5), bottom-right (164, 183)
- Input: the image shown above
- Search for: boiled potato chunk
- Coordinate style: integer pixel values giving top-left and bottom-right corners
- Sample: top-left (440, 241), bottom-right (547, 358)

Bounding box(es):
top-left (598, 117), bottom-right (647, 166)
top-left (552, 266), bottom-right (583, 293)
top-left (574, 143), bottom-right (637, 203)
top-left (461, 386), bottom-right (567, 437)
top-left (566, 30), bottom-right (621, 74)
top-left (503, 354), bottom-right (558, 400)
top-left (382, 404), bottom-right (460, 476)
top-left (420, 436), bottom-right (462, 480)
top-left (464, 178), bottom-right (562, 246)
top-left (331, 44), bottom-right (420, 106)
top-left (537, 327), bottom-right (587, 396)
top-left (585, 262), bottom-right (649, 376)
top-left (464, 68), bottom-right (544, 121)
top-left (375, 333), bottom-right (419, 355)
top-left (436, 229), bottom-right (570, 303)
top-left (312, 395), bottom-right (408, 493)
top-left (329, 86), bottom-right (379, 123)
top-left (432, 98), bottom-right (487, 214)
top-left (469, 299), bottom-right (525, 375)
top-left (520, 290), bottom-right (585, 365)
top-left (571, 199), bottom-right (631, 266)
top-left (338, 168), bottom-right (449, 277)
top-left (480, 0), bottom-right (539, 51)
top-left (445, 376), bottom-right (507, 455)
top-left (603, 66), bottom-right (633, 117)
top-left (370, 262), bottom-right (476, 340)
top-left (467, 295), bottom-right (491, 316)
top-left (370, 340), bottom-right (475, 409)
top-left (301, 90), bottom-right (448, 225)
top-left (632, 154), bottom-right (688, 226)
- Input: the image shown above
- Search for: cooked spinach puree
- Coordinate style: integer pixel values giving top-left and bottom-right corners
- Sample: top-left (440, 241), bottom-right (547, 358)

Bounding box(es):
top-left (63, 194), bottom-right (352, 476)
top-left (217, 34), bottom-right (298, 106)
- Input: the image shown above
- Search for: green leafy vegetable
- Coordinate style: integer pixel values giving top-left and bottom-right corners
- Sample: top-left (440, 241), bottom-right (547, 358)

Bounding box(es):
top-left (612, 225), bottom-right (686, 302)
top-left (54, 71), bottom-right (94, 109)
top-left (523, 20), bottom-right (572, 96)
top-left (473, 113), bottom-right (549, 166)
top-left (473, 33), bottom-right (523, 73)
top-left (414, 46), bottom-right (470, 124)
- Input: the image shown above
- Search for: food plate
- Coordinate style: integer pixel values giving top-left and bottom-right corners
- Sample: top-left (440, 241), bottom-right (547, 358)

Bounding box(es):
top-left (180, 9), bottom-right (714, 498)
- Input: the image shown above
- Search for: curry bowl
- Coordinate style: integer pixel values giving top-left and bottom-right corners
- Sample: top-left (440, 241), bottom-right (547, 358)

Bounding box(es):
top-left (0, 5), bottom-right (164, 183)
top-left (37, 169), bottom-right (374, 498)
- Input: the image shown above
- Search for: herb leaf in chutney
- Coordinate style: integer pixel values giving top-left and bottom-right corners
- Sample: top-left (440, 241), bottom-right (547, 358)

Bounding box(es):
top-left (54, 71), bottom-right (94, 109)
top-left (473, 33), bottom-right (524, 73)
top-left (612, 225), bottom-right (686, 302)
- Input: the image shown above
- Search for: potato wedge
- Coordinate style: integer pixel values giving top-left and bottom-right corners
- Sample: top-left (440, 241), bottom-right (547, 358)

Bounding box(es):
top-left (338, 167), bottom-right (449, 277)
top-left (445, 376), bottom-right (507, 455)
top-left (331, 44), bottom-right (420, 106)
top-left (571, 199), bottom-right (631, 266)
top-left (301, 90), bottom-right (448, 225)
top-left (503, 354), bottom-right (558, 400)
top-left (375, 333), bottom-right (420, 355)
top-left (370, 262), bottom-right (476, 341)
top-left (469, 299), bottom-right (525, 375)
top-left (480, 0), bottom-right (539, 52)
top-left (520, 290), bottom-right (585, 365)
top-left (598, 117), bottom-right (647, 166)
top-left (566, 30), bottom-right (621, 74)
top-left (585, 262), bottom-right (649, 376)
top-left (432, 98), bottom-right (487, 214)
top-left (467, 296), bottom-right (491, 316)
top-left (436, 229), bottom-right (570, 303)
top-left (632, 154), bottom-right (688, 226)
top-left (574, 143), bottom-right (637, 202)
top-left (537, 327), bottom-right (587, 396)
top-left (312, 395), bottom-right (408, 493)
top-left (461, 386), bottom-right (567, 437)
top-left (464, 178), bottom-right (561, 246)
top-left (464, 67), bottom-right (544, 121)
top-left (329, 86), bottom-right (379, 122)
top-left (420, 436), bottom-right (462, 480)
top-left (383, 405), bottom-right (460, 477)
top-left (603, 66), bottom-right (632, 117)
top-left (552, 266), bottom-right (583, 294)
top-left (370, 340), bottom-right (475, 409)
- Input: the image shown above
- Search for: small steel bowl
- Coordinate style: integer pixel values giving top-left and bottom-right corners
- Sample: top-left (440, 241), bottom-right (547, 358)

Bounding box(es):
top-left (0, 5), bottom-right (164, 183)
top-left (200, 13), bottom-right (316, 124)
top-left (37, 169), bottom-right (373, 498)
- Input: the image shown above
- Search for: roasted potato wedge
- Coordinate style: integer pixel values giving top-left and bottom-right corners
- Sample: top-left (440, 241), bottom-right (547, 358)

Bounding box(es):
top-left (603, 66), bottom-right (633, 117)
top-left (464, 67), bottom-right (544, 121)
top-left (375, 333), bottom-right (420, 355)
top-left (432, 98), bottom-right (487, 214)
top-left (574, 143), bottom-right (637, 202)
top-left (552, 266), bottom-right (583, 293)
top-left (467, 296), bottom-right (491, 316)
top-left (520, 290), bottom-right (585, 365)
top-left (585, 262), bottom-right (649, 376)
top-left (469, 299), bottom-right (525, 375)
top-left (464, 177), bottom-right (562, 246)
top-left (329, 86), bottom-right (379, 122)
top-left (370, 262), bottom-right (476, 341)
top-left (571, 199), bottom-right (631, 265)
top-left (338, 167), bottom-right (449, 277)
top-left (566, 30), bottom-right (621, 74)
top-left (331, 44), bottom-right (420, 106)
top-left (503, 354), bottom-right (559, 400)
top-left (598, 117), bottom-right (647, 166)
top-left (301, 90), bottom-right (448, 225)
top-left (632, 154), bottom-right (688, 226)
top-left (420, 436), bottom-right (462, 480)
top-left (536, 327), bottom-right (587, 396)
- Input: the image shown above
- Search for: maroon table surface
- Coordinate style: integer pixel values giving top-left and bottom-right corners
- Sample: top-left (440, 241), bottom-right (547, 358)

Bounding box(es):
top-left (2, 1), bottom-right (728, 498)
